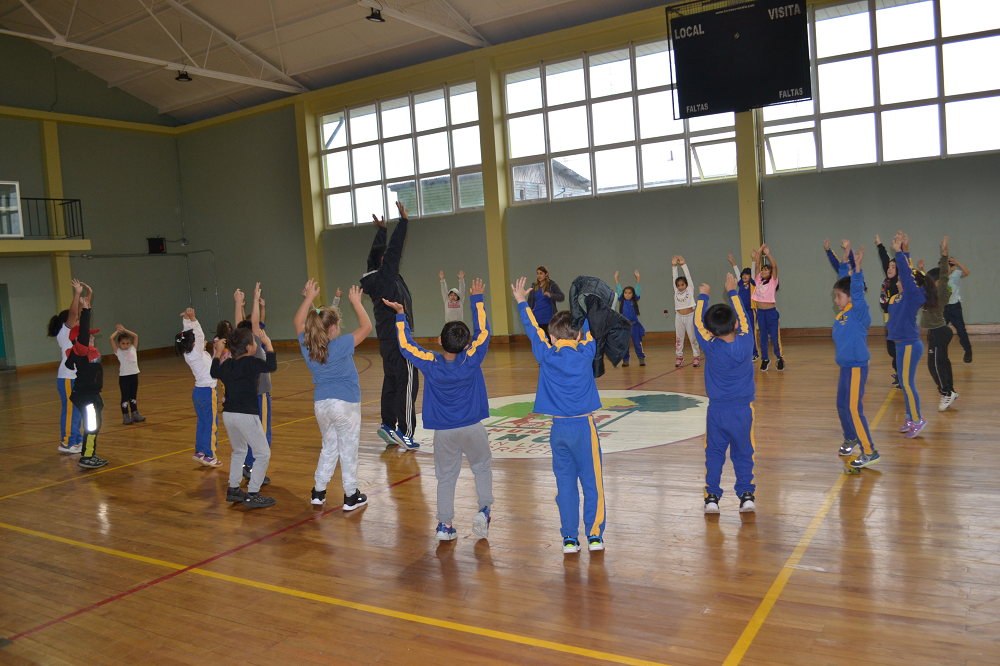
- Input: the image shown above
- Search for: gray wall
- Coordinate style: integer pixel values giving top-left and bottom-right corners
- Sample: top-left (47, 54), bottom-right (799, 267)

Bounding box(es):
top-left (322, 211), bottom-right (490, 338)
top-left (763, 153), bottom-right (1000, 329)
top-left (506, 183), bottom-right (742, 334)
top-left (0, 117), bottom-right (46, 197)
top-left (0, 256), bottom-right (57, 366)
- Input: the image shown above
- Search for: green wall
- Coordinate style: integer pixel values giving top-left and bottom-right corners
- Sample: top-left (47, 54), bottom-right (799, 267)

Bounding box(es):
top-left (0, 256), bottom-right (56, 366)
top-left (0, 117), bottom-right (46, 197)
top-left (762, 153), bottom-right (1000, 329)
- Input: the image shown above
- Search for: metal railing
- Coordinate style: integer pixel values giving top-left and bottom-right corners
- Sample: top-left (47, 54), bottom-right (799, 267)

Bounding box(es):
top-left (20, 198), bottom-right (85, 239)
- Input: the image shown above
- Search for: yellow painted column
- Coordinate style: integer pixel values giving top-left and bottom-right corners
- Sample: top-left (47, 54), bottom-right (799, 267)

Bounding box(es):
top-left (475, 55), bottom-right (513, 336)
top-left (43, 120), bottom-right (73, 311)
top-left (295, 100), bottom-right (328, 304)
top-left (735, 110), bottom-right (763, 268)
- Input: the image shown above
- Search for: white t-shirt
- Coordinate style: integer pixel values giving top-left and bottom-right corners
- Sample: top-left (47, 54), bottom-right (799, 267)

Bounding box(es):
top-left (115, 345), bottom-right (140, 376)
top-left (672, 264), bottom-right (695, 310)
top-left (184, 318), bottom-right (217, 388)
top-left (56, 324), bottom-right (76, 380)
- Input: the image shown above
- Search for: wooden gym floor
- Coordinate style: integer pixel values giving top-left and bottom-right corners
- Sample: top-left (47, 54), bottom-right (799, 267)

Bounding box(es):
top-left (0, 336), bottom-right (997, 666)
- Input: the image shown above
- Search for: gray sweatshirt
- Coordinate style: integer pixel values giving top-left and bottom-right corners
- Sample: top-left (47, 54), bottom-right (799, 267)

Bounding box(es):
top-left (441, 277), bottom-right (465, 323)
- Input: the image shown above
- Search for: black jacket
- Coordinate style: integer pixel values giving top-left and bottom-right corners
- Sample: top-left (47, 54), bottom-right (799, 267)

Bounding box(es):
top-left (65, 308), bottom-right (103, 394)
top-left (569, 276), bottom-right (633, 378)
top-left (359, 217), bottom-right (413, 346)
top-left (877, 242), bottom-right (899, 315)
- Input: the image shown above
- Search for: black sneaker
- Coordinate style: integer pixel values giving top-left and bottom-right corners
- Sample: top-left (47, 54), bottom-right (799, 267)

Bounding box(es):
top-left (839, 439), bottom-right (859, 456)
top-left (130, 412), bottom-right (146, 423)
top-left (122, 413), bottom-right (132, 425)
top-left (776, 359), bottom-right (785, 371)
top-left (343, 489), bottom-right (368, 511)
top-left (78, 456), bottom-right (109, 469)
top-left (622, 361), bottom-right (629, 367)
top-left (891, 373), bottom-right (900, 388)
top-left (310, 488), bottom-right (326, 506)
top-left (738, 491), bottom-right (756, 513)
top-left (243, 465), bottom-right (270, 485)
top-left (226, 486), bottom-right (246, 503)
top-left (964, 349), bottom-right (972, 363)
top-left (752, 352), bottom-right (760, 361)
top-left (759, 359), bottom-right (770, 372)
top-left (704, 493), bottom-right (720, 514)
top-left (242, 492), bottom-right (276, 509)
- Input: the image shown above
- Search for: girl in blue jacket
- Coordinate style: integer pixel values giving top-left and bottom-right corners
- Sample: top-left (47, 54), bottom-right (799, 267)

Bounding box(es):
top-left (887, 232), bottom-right (927, 438)
top-left (614, 269), bottom-right (645, 367)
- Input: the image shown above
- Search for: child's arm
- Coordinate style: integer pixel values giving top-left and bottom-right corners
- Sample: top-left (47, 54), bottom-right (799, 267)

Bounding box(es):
top-left (332, 287), bottom-right (342, 308)
top-left (210, 338), bottom-right (226, 378)
top-left (234, 288), bottom-right (245, 330)
top-left (838, 240), bottom-right (852, 278)
top-left (440, 270), bottom-right (449, 304)
top-left (634, 270), bottom-right (641, 298)
top-left (68, 279), bottom-right (83, 328)
top-left (824, 239), bottom-right (840, 274)
top-left (763, 244), bottom-right (777, 280)
top-left (951, 257), bottom-right (970, 278)
top-left (182, 308), bottom-right (205, 351)
top-left (122, 325), bottom-right (138, 347)
top-left (671, 258), bottom-right (680, 293)
top-left (465, 280), bottom-right (491, 364)
top-left (680, 259), bottom-right (692, 286)
top-left (693, 285), bottom-right (714, 346)
top-left (250, 282), bottom-right (262, 338)
top-left (349, 286), bottom-right (372, 347)
top-left (728, 254), bottom-right (741, 279)
top-left (294, 279), bottom-right (321, 336)
top-left (259, 328), bottom-right (278, 372)
top-left (259, 295), bottom-right (266, 327)
top-left (577, 317), bottom-right (597, 360)
top-left (892, 233), bottom-right (920, 301)
top-left (725, 273), bottom-right (750, 335)
top-left (383, 297), bottom-right (437, 371)
top-left (875, 234), bottom-right (891, 277)
top-left (850, 246), bottom-right (871, 328)
top-left (512, 277), bottom-right (551, 358)
top-left (614, 271), bottom-right (623, 298)
top-left (458, 272), bottom-right (466, 305)
top-left (380, 201), bottom-right (408, 280)
top-left (937, 237), bottom-right (952, 304)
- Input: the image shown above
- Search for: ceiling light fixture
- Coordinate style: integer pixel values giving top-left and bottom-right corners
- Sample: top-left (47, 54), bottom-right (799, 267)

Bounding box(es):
top-left (175, 70), bottom-right (192, 82)
top-left (366, 8), bottom-right (385, 22)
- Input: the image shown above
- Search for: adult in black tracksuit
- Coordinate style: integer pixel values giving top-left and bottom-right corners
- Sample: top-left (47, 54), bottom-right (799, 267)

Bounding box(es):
top-left (360, 201), bottom-right (419, 449)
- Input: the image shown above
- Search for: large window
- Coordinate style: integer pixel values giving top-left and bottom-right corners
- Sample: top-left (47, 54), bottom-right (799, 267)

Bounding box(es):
top-left (320, 82), bottom-right (483, 227)
top-left (763, 0), bottom-right (1000, 175)
top-left (503, 42), bottom-right (737, 205)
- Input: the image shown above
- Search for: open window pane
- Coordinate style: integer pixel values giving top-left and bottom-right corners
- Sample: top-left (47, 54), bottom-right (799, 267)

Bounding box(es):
top-left (322, 111), bottom-right (347, 149)
top-left (458, 173), bottom-right (485, 208)
top-left (452, 126), bottom-right (482, 167)
top-left (691, 140), bottom-right (737, 180)
top-left (417, 132), bottom-right (450, 174)
top-left (821, 113), bottom-right (876, 167)
top-left (641, 139), bottom-right (687, 187)
top-left (387, 181), bottom-right (416, 218)
top-left (635, 40), bottom-right (673, 89)
top-left (512, 163), bottom-right (548, 202)
top-left (449, 82), bottom-right (478, 125)
top-left (324, 151), bottom-right (350, 188)
top-left (879, 47), bottom-right (937, 104)
top-left (881, 104), bottom-right (940, 161)
top-left (380, 97), bottom-right (411, 138)
top-left (327, 192), bottom-right (352, 226)
top-left (688, 111), bottom-right (735, 133)
top-left (876, 0), bottom-right (934, 48)
top-left (639, 91), bottom-right (684, 139)
top-left (589, 49), bottom-right (632, 98)
top-left (943, 36), bottom-right (1000, 96)
top-left (767, 132), bottom-right (817, 171)
top-left (349, 104), bottom-right (378, 144)
top-left (506, 68), bottom-right (542, 114)
top-left (819, 57), bottom-right (874, 113)
top-left (414, 89), bottom-right (447, 132)
top-left (816, 4), bottom-right (871, 58)
top-left (946, 96), bottom-right (1000, 154)
top-left (551, 154), bottom-right (592, 199)
top-left (762, 99), bottom-right (815, 122)
top-left (548, 106), bottom-right (589, 153)
top-left (421, 176), bottom-right (453, 215)
top-left (595, 146), bottom-right (638, 193)
top-left (545, 59), bottom-right (585, 106)
top-left (355, 184), bottom-right (384, 222)
top-left (941, 0), bottom-right (1000, 37)
top-left (383, 139), bottom-right (415, 179)
top-left (592, 98), bottom-right (635, 146)
top-left (508, 114), bottom-right (545, 158)
top-left (351, 145), bottom-right (381, 183)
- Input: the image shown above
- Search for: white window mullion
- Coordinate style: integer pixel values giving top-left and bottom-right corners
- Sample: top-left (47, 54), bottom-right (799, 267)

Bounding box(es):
top-left (409, 91), bottom-right (422, 218)
top-left (538, 60), bottom-right (553, 203)
top-left (376, 98), bottom-right (389, 220)
top-left (630, 42), bottom-right (644, 192)
top-left (810, 3), bottom-right (824, 172)
top-left (583, 51), bottom-right (597, 198)
top-left (869, 0), bottom-right (883, 165)
top-left (934, 0), bottom-right (948, 158)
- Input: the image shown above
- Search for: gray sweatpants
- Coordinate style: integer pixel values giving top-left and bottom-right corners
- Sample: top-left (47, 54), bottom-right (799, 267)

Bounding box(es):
top-left (433, 422), bottom-right (494, 524)
top-left (222, 412), bottom-right (271, 493)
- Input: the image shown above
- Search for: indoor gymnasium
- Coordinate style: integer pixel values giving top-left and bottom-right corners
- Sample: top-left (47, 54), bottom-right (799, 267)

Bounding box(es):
top-left (0, 0), bottom-right (998, 664)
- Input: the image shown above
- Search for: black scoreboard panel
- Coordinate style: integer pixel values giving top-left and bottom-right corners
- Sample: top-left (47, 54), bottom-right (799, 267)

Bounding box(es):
top-left (668, 0), bottom-right (811, 119)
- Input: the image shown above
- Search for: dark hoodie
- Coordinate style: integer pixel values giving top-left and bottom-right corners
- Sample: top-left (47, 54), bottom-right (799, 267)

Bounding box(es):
top-left (359, 216), bottom-right (413, 346)
top-left (65, 308), bottom-right (103, 394)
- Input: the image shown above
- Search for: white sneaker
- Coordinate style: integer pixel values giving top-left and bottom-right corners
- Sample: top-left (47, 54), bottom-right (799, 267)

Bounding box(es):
top-left (57, 443), bottom-right (82, 454)
top-left (704, 494), bottom-right (720, 514)
top-left (938, 392), bottom-right (959, 412)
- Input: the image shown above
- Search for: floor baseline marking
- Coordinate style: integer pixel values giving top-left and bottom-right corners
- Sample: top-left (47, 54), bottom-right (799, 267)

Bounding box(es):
top-left (720, 388), bottom-right (897, 666)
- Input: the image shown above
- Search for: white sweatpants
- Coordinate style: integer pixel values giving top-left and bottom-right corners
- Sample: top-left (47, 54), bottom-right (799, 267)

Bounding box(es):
top-left (313, 398), bottom-right (362, 495)
top-left (675, 312), bottom-right (701, 359)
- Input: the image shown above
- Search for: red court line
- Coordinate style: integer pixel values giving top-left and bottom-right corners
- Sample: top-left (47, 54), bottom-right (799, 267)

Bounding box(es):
top-left (625, 363), bottom-right (686, 390)
top-left (8, 469), bottom-right (424, 641)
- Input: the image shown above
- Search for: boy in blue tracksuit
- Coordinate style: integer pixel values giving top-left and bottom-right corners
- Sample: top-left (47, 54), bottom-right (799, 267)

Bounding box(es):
top-left (694, 273), bottom-right (757, 514)
top-left (832, 243), bottom-right (879, 468)
top-left (388, 280), bottom-right (494, 541)
top-left (512, 276), bottom-right (605, 554)
top-left (887, 231), bottom-right (927, 438)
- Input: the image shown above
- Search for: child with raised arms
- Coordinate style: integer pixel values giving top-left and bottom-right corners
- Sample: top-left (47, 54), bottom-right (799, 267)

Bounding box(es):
top-left (177, 308), bottom-right (222, 468)
top-left (887, 232), bottom-right (927, 438)
top-left (49, 279), bottom-right (83, 454)
top-left (728, 251), bottom-right (758, 361)
top-left (672, 256), bottom-right (701, 368)
top-left (65, 283), bottom-right (108, 469)
top-left (295, 279), bottom-right (372, 510)
top-left (614, 269), bottom-right (644, 367)
top-left (387, 278), bottom-right (493, 541)
top-left (753, 244), bottom-right (784, 371)
top-left (440, 270), bottom-right (466, 323)
top-left (110, 324), bottom-right (145, 425)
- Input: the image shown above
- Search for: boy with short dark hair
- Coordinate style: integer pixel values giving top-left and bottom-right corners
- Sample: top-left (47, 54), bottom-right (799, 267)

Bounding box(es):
top-left (512, 277), bottom-right (605, 554)
top-left (386, 278), bottom-right (493, 541)
top-left (694, 272), bottom-right (757, 514)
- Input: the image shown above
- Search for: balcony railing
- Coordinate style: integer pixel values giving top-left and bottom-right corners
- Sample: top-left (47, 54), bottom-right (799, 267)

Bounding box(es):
top-left (20, 198), bottom-right (85, 239)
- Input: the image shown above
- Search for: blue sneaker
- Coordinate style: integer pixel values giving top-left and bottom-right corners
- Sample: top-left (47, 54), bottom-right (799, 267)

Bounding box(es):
top-left (435, 522), bottom-right (457, 541)
top-left (473, 506), bottom-right (491, 538)
top-left (563, 537), bottom-right (581, 554)
top-left (588, 536), bottom-right (604, 551)
top-left (396, 430), bottom-right (420, 451)
top-left (377, 424), bottom-right (399, 447)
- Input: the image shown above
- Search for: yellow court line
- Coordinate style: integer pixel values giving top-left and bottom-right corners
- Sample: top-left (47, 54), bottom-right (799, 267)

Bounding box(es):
top-left (721, 388), bottom-right (897, 666)
top-left (0, 521), bottom-right (672, 666)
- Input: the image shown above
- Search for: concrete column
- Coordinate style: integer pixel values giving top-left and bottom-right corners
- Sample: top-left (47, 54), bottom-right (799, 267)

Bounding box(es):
top-left (735, 110), bottom-right (763, 268)
top-left (295, 100), bottom-right (328, 304)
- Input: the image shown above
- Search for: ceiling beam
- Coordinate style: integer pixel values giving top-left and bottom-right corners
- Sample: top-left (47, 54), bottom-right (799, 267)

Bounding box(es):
top-left (354, 1), bottom-right (488, 48)
top-left (48, 0), bottom-right (194, 56)
top-left (433, 0), bottom-right (489, 45)
top-left (0, 28), bottom-right (302, 94)
top-left (235, 0), bottom-right (357, 43)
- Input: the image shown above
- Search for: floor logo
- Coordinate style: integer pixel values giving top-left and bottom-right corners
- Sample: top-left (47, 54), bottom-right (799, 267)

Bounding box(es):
top-left (413, 390), bottom-right (707, 459)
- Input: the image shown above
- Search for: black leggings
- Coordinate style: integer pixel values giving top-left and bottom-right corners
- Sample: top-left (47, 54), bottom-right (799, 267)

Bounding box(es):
top-left (70, 393), bottom-right (103, 458)
top-left (887, 338), bottom-right (897, 372)
top-left (119, 374), bottom-right (139, 414)
top-left (927, 326), bottom-right (954, 394)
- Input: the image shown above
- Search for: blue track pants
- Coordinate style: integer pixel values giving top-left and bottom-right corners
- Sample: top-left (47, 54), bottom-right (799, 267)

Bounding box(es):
top-left (704, 403), bottom-right (756, 498)
top-left (192, 386), bottom-right (218, 458)
top-left (550, 415), bottom-right (606, 540)
top-left (837, 366), bottom-right (874, 454)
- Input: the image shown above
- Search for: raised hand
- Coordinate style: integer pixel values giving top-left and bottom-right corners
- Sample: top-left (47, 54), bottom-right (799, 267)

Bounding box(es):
top-left (614, 270), bottom-right (620, 282)
top-left (258, 296), bottom-right (265, 307)
top-left (677, 255), bottom-right (685, 265)
top-left (258, 328), bottom-right (271, 347)
top-left (917, 259), bottom-right (925, 272)
top-left (671, 256), bottom-right (678, 267)
top-left (181, 307), bottom-right (195, 320)
top-left (875, 234), bottom-right (881, 246)
top-left (470, 278), bottom-right (485, 296)
top-left (856, 245), bottom-right (865, 267)
top-left (381, 297), bottom-right (404, 314)
top-left (728, 253), bottom-right (736, 266)
top-left (348, 285), bottom-right (363, 304)
top-left (941, 236), bottom-right (949, 256)
top-left (511, 276), bottom-right (531, 303)
top-left (213, 338), bottom-right (226, 356)
top-left (234, 288), bottom-right (245, 306)
top-left (335, 287), bottom-right (342, 298)
top-left (762, 244), bottom-right (770, 256)
top-left (634, 269), bottom-right (640, 281)
top-left (840, 239), bottom-right (850, 251)
top-left (750, 248), bottom-right (758, 261)
top-left (372, 213), bottom-right (386, 228)
top-left (253, 282), bottom-right (261, 303)
top-left (72, 278), bottom-right (83, 294)
top-left (823, 239), bottom-right (831, 251)
top-left (458, 270), bottom-right (465, 280)
top-left (116, 324), bottom-right (125, 333)
top-left (902, 234), bottom-right (909, 252)
top-left (395, 200), bottom-right (408, 219)
top-left (439, 270), bottom-right (445, 279)
top-left (892, 232), bottom-right (903, 253)
top-left (699, 283), bottom-right (710, 296)
top-left (725, 272), bottom-right (738, 292)
top-left (302, 278), bottom-right (321, 301)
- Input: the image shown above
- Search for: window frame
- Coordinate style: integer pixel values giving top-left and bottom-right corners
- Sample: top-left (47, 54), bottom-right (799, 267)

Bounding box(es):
top-left (319, 82), bottom-right (484, 229)
top-left (0, 181), bottom-right (23, 239)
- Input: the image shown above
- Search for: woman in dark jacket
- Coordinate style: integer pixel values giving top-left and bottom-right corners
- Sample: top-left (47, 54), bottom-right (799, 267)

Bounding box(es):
top-left (526, 266), bottom-right (565, 336)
